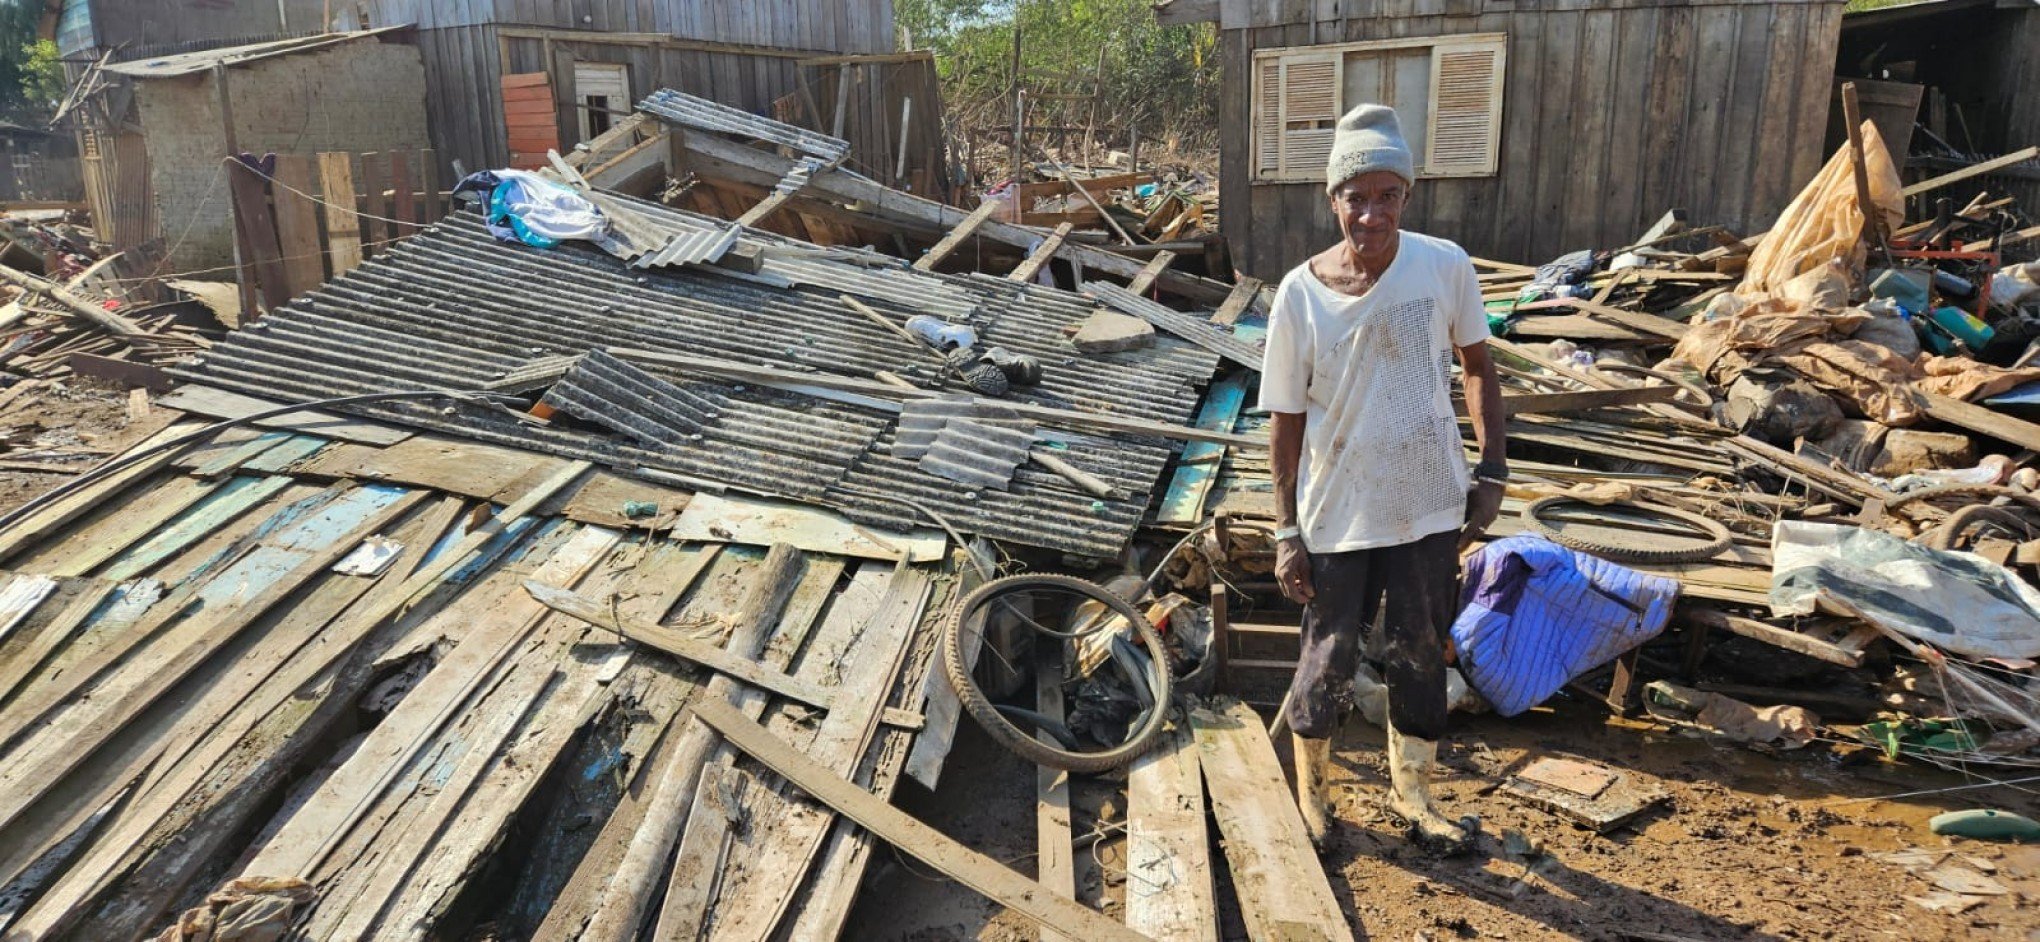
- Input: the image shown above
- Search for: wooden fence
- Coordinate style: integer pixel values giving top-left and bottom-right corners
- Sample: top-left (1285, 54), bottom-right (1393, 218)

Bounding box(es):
top-left (227, 148), bottom-right (452, 319)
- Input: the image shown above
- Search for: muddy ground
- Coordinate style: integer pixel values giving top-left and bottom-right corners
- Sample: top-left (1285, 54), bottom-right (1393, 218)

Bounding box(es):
top-left (852, 694), bottom-right (2040, 942)
top-left (0, 379), bottom-right (168, 514)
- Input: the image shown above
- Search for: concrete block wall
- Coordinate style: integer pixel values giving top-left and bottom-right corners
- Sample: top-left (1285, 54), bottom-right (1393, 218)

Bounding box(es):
top-left (139, 39), bottom-right (429, 271)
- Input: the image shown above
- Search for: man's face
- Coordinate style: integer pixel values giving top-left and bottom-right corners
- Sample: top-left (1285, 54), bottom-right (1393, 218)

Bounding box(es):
top-left (1328, 171), bottom-right (1409, 257)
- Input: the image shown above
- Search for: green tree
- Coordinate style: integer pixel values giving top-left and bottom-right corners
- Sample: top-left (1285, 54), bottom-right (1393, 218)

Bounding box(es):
top-left (898, 0), bottom-right (1219, 157)
top-left (0, 0), bottom-right (61, 120)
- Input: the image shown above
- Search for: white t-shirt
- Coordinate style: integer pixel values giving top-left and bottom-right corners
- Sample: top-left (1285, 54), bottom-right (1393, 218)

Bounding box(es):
top-left (1257, 231), bottom-right (1491, 553)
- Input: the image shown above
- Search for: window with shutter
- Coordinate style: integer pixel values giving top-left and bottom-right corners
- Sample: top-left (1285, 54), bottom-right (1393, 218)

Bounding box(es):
top-left (1425, 40), bottom-right (1506, 177)
top-left (1250, 33), bottom-right (1506, 184)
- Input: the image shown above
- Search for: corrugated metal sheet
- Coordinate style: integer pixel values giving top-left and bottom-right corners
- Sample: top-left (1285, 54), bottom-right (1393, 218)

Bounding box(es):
top-left (918, 418), bottom-right (1037, 491)
top-left (638, 88), bottom-right (851, 165)
top-left (174, 192), bottom-right (1222, 557)
top-left (1082, 281), bottom-right (1266, 371)
top-left (103, 27), bottom-right (411, 77)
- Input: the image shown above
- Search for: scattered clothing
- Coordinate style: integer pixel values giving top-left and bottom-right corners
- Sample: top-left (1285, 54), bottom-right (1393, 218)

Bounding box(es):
top-left (451, 169), bottom-right (607, 248)
top-left (1451, 535), bottom-right (1680, 717)
top-left (150, 876), bottom-right (316, 942)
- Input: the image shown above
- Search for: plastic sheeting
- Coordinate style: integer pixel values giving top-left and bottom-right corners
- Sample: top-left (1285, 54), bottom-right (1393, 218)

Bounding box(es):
top-left (1740, 121), bottom-right (1904, 296)
top-left (1451, 535), bottom-right (1681, 717)
top-left (1772, 520), bottom-right (2040, 660)
top-left (452, 169), bottom-right (608, 248)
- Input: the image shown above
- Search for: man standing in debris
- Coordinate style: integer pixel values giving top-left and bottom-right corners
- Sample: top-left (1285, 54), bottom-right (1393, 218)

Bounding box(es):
top-left (1261, 103), bottom-right (1507, 851)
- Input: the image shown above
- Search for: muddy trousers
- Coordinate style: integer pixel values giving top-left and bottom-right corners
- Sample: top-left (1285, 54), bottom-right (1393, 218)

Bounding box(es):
top-left (1283, 530), bottom-right (1460, 741)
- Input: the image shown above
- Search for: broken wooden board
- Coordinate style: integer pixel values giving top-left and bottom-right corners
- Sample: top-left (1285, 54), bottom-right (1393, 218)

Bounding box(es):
top-left (1125, 722), bottom-right (1218, 941)
top-left (296, 435), bottom-right (562, 498)
top-left (1503, 758), bottom-right (1666, 832)
top-left (1158, 371), bottom-right (1249, 525)
top-left (1516, 757), bottom-right (1617, 799)
top-left (689, 696), bottom-right (1152, 942)
top-left (1188, 698), bottom-right (1353, 942)
top-left (669, 492), bottom-right (946, 562)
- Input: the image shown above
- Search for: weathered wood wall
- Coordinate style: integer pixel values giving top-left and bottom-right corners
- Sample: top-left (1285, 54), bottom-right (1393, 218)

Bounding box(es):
top-left (402, 0), bottom-right (896, 187)
top-left (1219, 0), bottom-right (1847, 277)
top-left (420, 29), bottom-right (900, 177)
top-left (368, 0), bottom-right (895, 51)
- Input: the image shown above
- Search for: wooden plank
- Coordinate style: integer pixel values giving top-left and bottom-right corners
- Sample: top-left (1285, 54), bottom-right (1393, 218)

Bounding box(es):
top-left (1210, 276), bottom-right (1263, 326)
top-left (389, 149), bottom-right (415, 235)
top-left (237, 520), bottom-right (618, 881)
top-left (311, 538), bottom-right (643, 941)
top-left (1125, 250), bottom-right (1178, 296)
top-left (225, 157), bottom-right (290, 317)
top-left (0, 421), bottom-right (198, 566)
top-left (522, 578), bottom-right (841, 714)
top-left (1680, 606), bottom-right (1862, 668)
top-left (1189, 698), bottom-right (1353, 942)
top-left (1902, 146), bottom-right (2040, 198)
top-left (1008, 221), bottom-right (1073, 283)
top-left (155, 385), bottom-right (411, 445)
top-left (525, 548), bottom-right (726, 942)
top-left (420, 147), bottom-right (442, 222)
top-left (1037, 643), bottom-right (1076, 942)
top-left (735, 189), bottom-right (794, 228)
top-left (1158, 371), bottom-right (1249, 525)
top-left (1529, 297), bottom-right (1690, 340)
top-left (574, 545), bottom-right (803, 942)
top-left (1125, 722), bottom-right (1218, 942)
top-left (685, 563), bottom-right (933, 942)
top-left (690, 696), bottom-right (1153, 942)
top-left (98, 475), bottom-right (296, 582)
top-left (317, 152), bottom-right (363, 274)
top-left (653, 554), bottom-right (864, 939)
top-left (0, 487), bottom-right (426, 837)
top-left (913, 198), bottom-right (1001, 271)
top-left (270, 154), bottom-right (326, 298)
top-left (36, 474), bottom-right (218, 577)
top-left (1918, 391), bottom-right (2040, 453)
top-left (670, 127), bottom-right (1241, 307)
top-left (11, 501), bottom-right (462, 940)
top-left (0, 579), bottom-right (115, 705)
top-left (191, 429), bottom-right (291, 477)
top-left (0, 573), bottom-right (59, 649)
top-left (356, 152), bottom-right (388, 255)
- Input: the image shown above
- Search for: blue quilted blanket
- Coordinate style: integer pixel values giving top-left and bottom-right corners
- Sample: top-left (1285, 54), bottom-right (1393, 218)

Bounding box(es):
top-left (1451, 535), bottom-right (1681, 716)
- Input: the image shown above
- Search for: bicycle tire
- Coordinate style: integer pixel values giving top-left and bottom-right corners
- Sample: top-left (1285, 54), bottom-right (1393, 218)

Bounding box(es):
top-left (1522, 495), bottom-right (1734, 564)
top-left (942, 573), bottom-right (1171, 773)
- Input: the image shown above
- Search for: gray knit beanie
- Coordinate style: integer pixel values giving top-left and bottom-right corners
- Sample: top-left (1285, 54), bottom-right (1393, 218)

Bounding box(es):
top-left (1325, 104), bottom-right (1415, 193)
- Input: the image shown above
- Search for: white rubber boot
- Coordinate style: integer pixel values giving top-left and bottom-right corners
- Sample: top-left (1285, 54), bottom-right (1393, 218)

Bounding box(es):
top-left (1385, 723), bottom-right (1474, 852)
top-left (1292, 732), bottom-right (1333, 849)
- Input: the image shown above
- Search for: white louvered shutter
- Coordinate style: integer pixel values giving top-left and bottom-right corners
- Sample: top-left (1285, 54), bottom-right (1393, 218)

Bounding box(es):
top-left (1424, 37), bottom-right (1506, 177)
top-left (1278, 53), bottom-right (1341, 179)
top-left (1255, 57), bottom-right (1282, 178)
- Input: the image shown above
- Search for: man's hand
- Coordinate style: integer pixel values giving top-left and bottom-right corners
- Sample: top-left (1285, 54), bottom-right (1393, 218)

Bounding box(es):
top-left (1460, 480), bottom-right (1504, 551)
top-left (1275, 536), bottom-right (1315, 603)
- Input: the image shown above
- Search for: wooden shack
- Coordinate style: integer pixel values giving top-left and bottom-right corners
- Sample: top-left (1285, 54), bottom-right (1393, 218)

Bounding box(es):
top-left (69, 29), bottom-right (429, 269)
top-left (0, 123), bottom-right (82, 206)
top-left (1834, 0), bottom-right (2040, 213)
top-left (358, 1), bottom-right (908, 177)
top-left (1157, 0), bottom-right (1849, 276)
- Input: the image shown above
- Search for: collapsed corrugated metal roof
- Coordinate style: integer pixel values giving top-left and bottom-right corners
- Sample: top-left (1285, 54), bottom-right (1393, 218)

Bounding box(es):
top-left (637, 88), bottom-right (851, 166)
top-left (173, 191), bottom-right (1222, 557)
top-left (102, 26), bottom-right (413, 78)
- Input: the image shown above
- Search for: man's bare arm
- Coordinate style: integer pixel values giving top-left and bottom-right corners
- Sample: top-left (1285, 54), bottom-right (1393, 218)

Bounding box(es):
top-left (1457, 341), bottom-right (1507, 549)
top-left (1270, 410), bottom-right (1313, 601)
